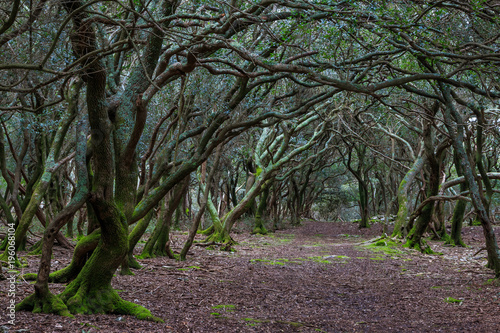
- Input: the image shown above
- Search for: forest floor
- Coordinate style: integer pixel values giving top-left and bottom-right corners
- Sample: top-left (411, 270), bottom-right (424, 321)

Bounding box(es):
top-left (1, 220), bottom-right (500, 332)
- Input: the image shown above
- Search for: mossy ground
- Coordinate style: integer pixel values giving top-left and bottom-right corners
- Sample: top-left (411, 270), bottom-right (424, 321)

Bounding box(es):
top-left (356, 239), bottom-right (407, 258)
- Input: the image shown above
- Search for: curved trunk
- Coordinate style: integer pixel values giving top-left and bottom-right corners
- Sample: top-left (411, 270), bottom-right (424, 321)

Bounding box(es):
top-left (120, 210), bottom-right (154, 275)
top-left (392, 155), bottom-right (424, 238)
top-left (253, 185), bottom-right (270, 235)
top-left (441, 85), bottom-right (500, 276)
top-left (406, 124), bottom-right (443, 251)
top-left (449, 151), bottom-right (467, 246)
top-left (449, 194), bottom-right (467, 247)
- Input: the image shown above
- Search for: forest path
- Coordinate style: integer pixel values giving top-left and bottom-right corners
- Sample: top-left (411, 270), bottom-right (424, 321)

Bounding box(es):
top-left (1, 220), bottom-right (499, 332)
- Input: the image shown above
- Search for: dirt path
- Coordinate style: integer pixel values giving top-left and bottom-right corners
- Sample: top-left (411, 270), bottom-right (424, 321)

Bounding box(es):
top-left (1, 221), bottom-right (499, 332)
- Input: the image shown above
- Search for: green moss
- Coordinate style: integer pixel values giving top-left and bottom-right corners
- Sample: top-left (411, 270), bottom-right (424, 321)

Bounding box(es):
top-left (446, 238), bottom-right (467, 247)
top-left (444, 297), bottom-right (462, 304)
top-left (303, 243), bottom-right (324, 248)
top-left (250, 258), bottom-right (286, 266)
top-left (16, 292), bottom-right (73, 317)
top-left (358, 239), bottom-right (407, 260)
top-left (283, 321), bottom-right (303, 327)
top-left (177, 266), bottom-right (200, 271)
top-left (251, 227), bottom-right (268, 235)
top-left (484, 278), bottom-right (500, 286)
top-left (404, 239), bottom-right (436, 254)
top-left (307, 256), bottom-right (332, 264)
top-left (244, 317), bottom-right (263, 323)
top-left (211, 304), bottom-right (235, 311)
top-left (28, 240), bottom-right (43, 255)
top-left (211, 312), bottom-right (221, 316)
top-left (0, 251), bottom-right (22, 267)
top-left (337, 234), bottom-right (360, 238)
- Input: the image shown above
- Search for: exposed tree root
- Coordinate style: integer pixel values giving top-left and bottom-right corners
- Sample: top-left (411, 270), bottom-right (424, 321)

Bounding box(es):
top-left (202, 232), bottom-right (236, 251)
top-left (404, 238), bottom-right (435, 254)
top-left (199, 225), bottom-right (214, 236)
top-left (28, 240), bottom-right (43, 255)
top-left (251, 226), bottom-right (268, 235)
top-left (48, 231), bottom-right (100, 283)
top-left (59, 281), bottom-right (162, 322)
top-left (17, 287), bottom-right (162, 322)
top-left (16, 292), bottom-right (73, 317)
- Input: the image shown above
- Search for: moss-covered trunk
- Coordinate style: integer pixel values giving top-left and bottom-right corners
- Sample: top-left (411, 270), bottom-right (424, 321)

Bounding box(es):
top-left (252, 185), bottom-right (270, 235)
top-left (406, 109), bottom-right (445, 251)
top-left (32, 0), bottom-right (164, 320)
top-left (392, 154), bottom-right (424, 237)
top-left (139, 179), bottom-right (187, 259)
top-left (181, 147), bottom-right (222, 259)
top-left (120, 210), bottom-right (154, 275)
top-left (16, 108), bottom-right (89, 316)
top-left (449, 195), bottom-right (467, 246)
top-left (448, 151), bottom-right (467, 246)
top-left (440, 85), bottom-right (500, 276)
top-left (153, 178), bottom-right (188, 256)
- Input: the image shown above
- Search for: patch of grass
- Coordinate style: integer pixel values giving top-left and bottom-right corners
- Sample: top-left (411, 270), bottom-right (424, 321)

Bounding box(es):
top-left (338, 234), bottom-right (361, 238)
top-left (307, 256), bottom-right (333, 264)
top-left (177, 265), bottom-right (201, 271)
top-left (484, 278), bottom-right (500, 286)
top-left (244, 318), bottom-right (263, 323)
top-left (210, 312), bottom-right (222, 316)
top-left (357, 239), bottom-right (406, 259)
top-left (250, 258), bottom-right (286, 266)
top-left (444, 297), bottom-right (463, 304)
top-left (212, 304), bottom-right (236, 311)
top-left (303, 243), bottom-right (325, 248)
